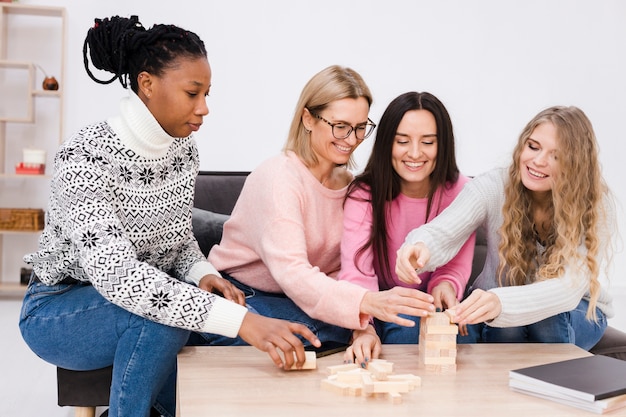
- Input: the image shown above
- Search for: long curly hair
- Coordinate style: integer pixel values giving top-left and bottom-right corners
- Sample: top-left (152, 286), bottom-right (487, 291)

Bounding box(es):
top-left (498, 106), bottom-right (609, 320)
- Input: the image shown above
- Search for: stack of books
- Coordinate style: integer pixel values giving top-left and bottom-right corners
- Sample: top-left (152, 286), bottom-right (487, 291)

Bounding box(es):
top-left (509, 355), bottom-right (626, 414)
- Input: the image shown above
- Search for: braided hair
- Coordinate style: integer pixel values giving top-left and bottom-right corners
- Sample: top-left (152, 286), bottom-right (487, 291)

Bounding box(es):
top-left (83, 15), bottom-right (207, 92)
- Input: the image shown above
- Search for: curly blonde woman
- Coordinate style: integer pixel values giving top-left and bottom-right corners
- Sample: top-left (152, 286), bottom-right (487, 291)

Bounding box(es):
top-left (396, 106), bottom-right (616, 349)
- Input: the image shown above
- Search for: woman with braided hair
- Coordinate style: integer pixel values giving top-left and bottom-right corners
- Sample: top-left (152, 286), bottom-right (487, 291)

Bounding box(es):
top-left (396, 105), bottom-right (617, 349)
top-left (19, 15), bottom-right (319, 417)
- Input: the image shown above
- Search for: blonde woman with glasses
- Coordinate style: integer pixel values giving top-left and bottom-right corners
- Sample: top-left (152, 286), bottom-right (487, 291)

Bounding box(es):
top-left (190, 66), bottom-right (437, 350)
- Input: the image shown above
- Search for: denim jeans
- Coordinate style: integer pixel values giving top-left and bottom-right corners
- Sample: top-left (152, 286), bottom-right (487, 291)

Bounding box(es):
top-left (187, 273), bottom-right (352, 346)
top-left (476, 299), bottom-right (607, 350)
top-left (19, 280), bottom-right (190, 417)
top-left (374, 314), bottom-right (479, 344)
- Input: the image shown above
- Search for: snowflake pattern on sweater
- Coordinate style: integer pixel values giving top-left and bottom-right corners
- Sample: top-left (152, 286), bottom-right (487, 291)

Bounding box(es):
top-left (23, 121), bottom-right (221, 332)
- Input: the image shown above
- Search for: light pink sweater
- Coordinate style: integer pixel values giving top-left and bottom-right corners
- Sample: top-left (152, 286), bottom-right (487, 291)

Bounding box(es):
top-left (337, 177), bottom-right (475, 300)
top-left (208, 151), bottom-right (370, 330)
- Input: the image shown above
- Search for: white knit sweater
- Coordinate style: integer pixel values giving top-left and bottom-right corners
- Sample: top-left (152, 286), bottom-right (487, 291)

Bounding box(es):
top-left (24, 91), bottom-right (247, 336)
top-left (403, 167), bottom-right (614, 327)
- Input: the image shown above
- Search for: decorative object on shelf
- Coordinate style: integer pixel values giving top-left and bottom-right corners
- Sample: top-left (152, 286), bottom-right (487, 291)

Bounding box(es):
top-left (0, 208), bottom-right (45, 231)
top-left (34, 63), bottom-right (59, 91)
top-left (15, 148), bottom-right (46, 175)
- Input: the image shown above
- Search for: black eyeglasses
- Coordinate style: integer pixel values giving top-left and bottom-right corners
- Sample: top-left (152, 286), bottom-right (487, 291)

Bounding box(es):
top-left (309, 111), bottom-right (376, 140)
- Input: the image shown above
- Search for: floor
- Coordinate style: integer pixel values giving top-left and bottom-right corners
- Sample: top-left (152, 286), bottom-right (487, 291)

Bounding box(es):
top-left (1, 287), bottom-right (625, 417)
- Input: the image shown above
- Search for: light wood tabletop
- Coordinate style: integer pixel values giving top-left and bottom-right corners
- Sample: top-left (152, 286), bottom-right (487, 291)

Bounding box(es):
top-left (177, 343), bottom-right (617, 417)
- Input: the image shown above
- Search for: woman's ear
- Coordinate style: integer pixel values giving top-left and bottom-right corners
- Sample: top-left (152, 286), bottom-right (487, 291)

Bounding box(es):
top-left (137, 71), bottom-right (153, 99)
top-left (302, 107), bottom-right (314, 132)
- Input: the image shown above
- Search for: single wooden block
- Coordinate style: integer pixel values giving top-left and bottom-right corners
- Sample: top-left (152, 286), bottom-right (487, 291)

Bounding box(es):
top-left (367, 360), bottom-right (393, 380)
top-left (388, 391), bottom-right (403, 404)
top-left (388, 374), bottom-right (422, 389)
top-left (423, 325), bottom-right (459, 335)
top-left (321, 377), bottom-right (351, 395)
top-left (444, 308), bottom-right (456, 322)
top-left (424, 363), bottom-right (457, 374)
top-left (363, 379), bottom-right (411, 394)
top-left (335, 368), bottom-right (368, 384)
top-left (287, 351), bottom-right (316, 370)
top-left (423, 355), bottom-right (456, 365)
top-left (326, 363), bottom-right (358, 374)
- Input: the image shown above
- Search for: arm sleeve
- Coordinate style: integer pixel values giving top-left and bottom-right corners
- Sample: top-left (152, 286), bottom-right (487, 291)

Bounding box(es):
top-left (337, 190), bottom-right (380, 292)
top-left (55, 151), bottom-right (245, 336)
top-left (404, 179), bottom-right (487, 272)
top-left (249, 173), bottom-right (370, 330)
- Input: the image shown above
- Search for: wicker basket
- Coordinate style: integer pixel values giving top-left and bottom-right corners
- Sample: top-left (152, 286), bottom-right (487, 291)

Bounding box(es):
top-left (0, 208), bottom-right (45, 231)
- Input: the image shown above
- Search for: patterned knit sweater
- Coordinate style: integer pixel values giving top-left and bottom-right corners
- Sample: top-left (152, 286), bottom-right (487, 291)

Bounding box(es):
top-left (23, 91), bottom-right (247, 336)
top-left (403, 167), bottom-right (614, 327)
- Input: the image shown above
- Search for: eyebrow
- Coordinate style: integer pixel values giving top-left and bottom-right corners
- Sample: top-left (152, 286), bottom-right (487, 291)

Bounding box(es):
top-left (395, 132), bottom-right (437, 138)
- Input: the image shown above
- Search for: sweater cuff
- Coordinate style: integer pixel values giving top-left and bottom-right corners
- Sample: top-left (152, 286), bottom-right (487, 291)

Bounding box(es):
top-left (200, 296), bottom-right (248, 338)
top-left (187, 261), bottom-right (222, 286)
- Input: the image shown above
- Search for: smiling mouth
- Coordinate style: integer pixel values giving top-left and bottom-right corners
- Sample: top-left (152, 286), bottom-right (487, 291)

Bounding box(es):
top-left (528, 167), bottom-right (548, 178)
top-left (334, 143), bottom-right (352, 153)
top-left (404, 161), bottom-right (425, 169)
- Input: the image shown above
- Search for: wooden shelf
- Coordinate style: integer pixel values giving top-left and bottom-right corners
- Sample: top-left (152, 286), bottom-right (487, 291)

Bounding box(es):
top-left (0, 281), bottom-right (27, 298)
top-left (0, 3), bottom-right (65, 296)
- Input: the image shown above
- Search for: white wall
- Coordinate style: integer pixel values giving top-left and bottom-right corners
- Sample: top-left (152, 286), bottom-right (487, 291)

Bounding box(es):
top-left (4, 0), bottom-right (625, 287)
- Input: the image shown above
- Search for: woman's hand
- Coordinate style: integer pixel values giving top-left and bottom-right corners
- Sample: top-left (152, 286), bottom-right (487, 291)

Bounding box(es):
top-left (395, 242), bottom-right (431, 285)
top-left (343, 325), bottom-right (382, 367)
top-left (430, 281), bottom-right (458, 311)
top-left (237, 312), bottom-right (321, 370)
top-left (198, 274), bottom-right (246, 306)
top-left (360, 287), bottom-right (435, 327)
top-left (453, 289), bottom-right (501, 325)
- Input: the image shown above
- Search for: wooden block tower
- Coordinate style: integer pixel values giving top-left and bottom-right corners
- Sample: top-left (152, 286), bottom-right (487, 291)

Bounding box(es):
top-left (418, 310), bottom-right (458, 373)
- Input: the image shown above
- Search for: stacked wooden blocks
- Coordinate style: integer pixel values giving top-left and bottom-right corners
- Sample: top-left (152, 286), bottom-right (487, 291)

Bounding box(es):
top-left (418, 310), bottom-right (458, 373)
top-left (321, 360), bottom-right (421, 404)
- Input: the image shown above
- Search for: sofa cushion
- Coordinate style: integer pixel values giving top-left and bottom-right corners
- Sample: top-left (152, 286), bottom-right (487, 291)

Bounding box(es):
top-left (192, 208), bottom-right (229, 257)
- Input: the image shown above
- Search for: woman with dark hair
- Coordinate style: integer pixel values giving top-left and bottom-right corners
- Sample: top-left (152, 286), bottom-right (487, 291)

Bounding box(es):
top-left (338, 92), bottom-right (475, 364)
top-left (396, 105), bottom-right (616, 349)
top-left (19, 15), bottom-right (319, 417)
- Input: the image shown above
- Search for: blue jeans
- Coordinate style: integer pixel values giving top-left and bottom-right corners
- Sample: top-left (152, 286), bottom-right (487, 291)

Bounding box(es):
top-left (19, 280), bottom-right (190, 417)
top-left (476, 299), bottom-right (607, 350)
top-left (374, 314), bottom-right (479, 344)
top-left (187, 273), bottom-right (352, 346)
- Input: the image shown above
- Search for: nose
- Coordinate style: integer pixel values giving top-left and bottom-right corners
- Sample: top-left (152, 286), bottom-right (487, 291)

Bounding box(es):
top-left (407, 141), bottom-right (421, 158)
top-left (342, 130), bottom-right (359, 146)
top-left (534, 151), bottom-right (548, 166)
top-left (197, 97), bottom-right (209, 116)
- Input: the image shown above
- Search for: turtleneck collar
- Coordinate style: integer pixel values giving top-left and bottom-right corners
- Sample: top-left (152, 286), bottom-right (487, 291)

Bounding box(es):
top-left (107, 90), bottom-right (176, 159)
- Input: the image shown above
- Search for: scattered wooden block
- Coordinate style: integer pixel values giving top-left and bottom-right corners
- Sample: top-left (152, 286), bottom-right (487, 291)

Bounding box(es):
top-left (326, 363), bottom-right (359, 374)
top-left (287, 351), bottom-right (316, 370)
top-left (320, 360), bottom-right (420, 404)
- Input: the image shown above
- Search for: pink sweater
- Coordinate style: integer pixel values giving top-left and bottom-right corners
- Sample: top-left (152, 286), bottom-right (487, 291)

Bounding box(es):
top-left (208, 151), bottom-right (370, 330)
top-left (337, 176), bottom-right (475, 300)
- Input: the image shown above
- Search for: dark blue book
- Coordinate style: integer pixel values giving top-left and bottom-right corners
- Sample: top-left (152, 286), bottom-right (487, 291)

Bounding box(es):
top-left (509, 355), bottom-right (626, 414)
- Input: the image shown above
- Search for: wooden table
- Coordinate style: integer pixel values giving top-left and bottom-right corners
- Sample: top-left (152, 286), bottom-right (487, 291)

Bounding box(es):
top-left (177, 344), bottom-right (616, 417)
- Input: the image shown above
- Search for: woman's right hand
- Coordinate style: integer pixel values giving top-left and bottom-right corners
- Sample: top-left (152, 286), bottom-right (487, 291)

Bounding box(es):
top-left (360, 287), bottom-right (435, 327)
top-left (343, 325), bottom-right (382, 367)
top-left (237, 312), bottom-right (321, 370)
top-left (395, 242), bottom-right (432, 284)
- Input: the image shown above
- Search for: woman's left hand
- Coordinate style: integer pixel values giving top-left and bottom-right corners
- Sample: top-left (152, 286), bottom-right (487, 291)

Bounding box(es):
top-left (343, 325), bottom-right (382, 368)
top-left (453, 289), bottom-right (501, 325)
top-left (198, 274), bottom-right (246, 306)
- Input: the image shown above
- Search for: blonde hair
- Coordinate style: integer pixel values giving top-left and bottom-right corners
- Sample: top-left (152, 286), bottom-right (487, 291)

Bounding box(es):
top-left (283, 65), bottom-right (372, 169)
top-left (498, 106), bottom-right (609, 320)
